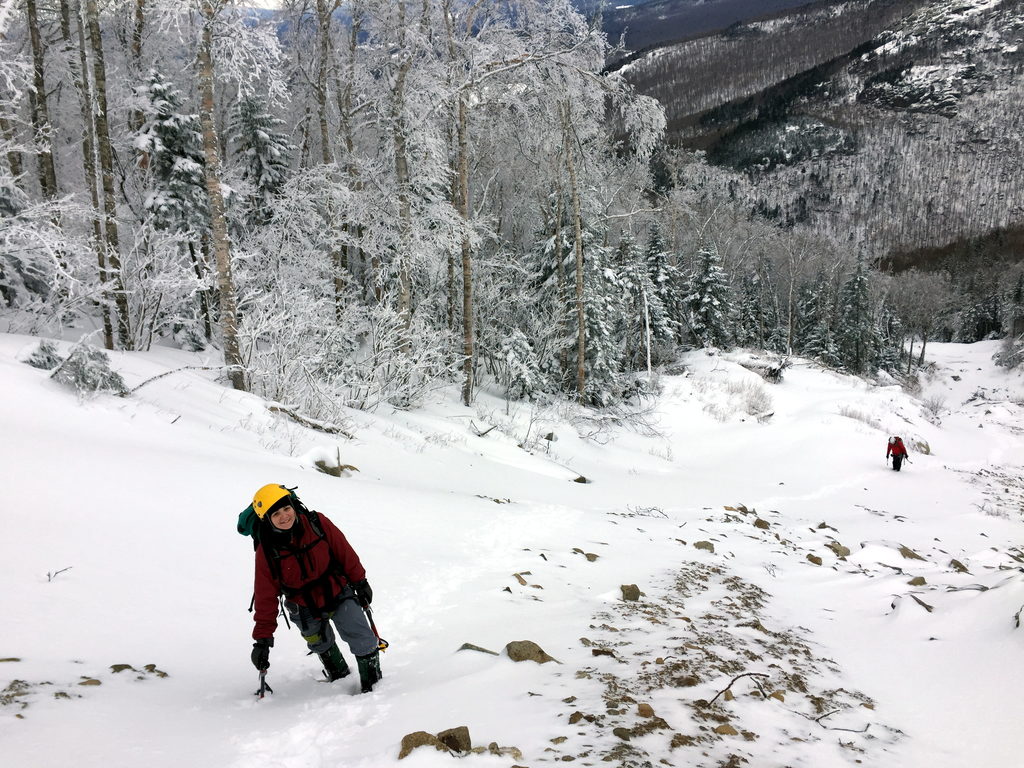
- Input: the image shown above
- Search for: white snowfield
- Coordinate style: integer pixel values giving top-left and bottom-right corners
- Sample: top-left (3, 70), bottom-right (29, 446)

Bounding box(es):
top-left (1, 335), bottom-right (1022, 768)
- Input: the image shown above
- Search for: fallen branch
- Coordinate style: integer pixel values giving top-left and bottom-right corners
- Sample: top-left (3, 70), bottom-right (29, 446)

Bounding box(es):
top-left (470, 420), bottom-right (498, 437)
top-left (738, 357), bottom-right (791, 383)
top-left (268, 405), bottom-right (354, 439)
top-left (119, 364), bottom-right (241, 396)
top-left (708, 672), bottom-right (769, 704)
top-left (813, 708), bottom-right (871, 733)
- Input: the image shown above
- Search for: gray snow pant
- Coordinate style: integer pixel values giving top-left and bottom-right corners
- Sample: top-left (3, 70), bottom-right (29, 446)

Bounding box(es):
top-left (284, 587), bottom-right (378, 658)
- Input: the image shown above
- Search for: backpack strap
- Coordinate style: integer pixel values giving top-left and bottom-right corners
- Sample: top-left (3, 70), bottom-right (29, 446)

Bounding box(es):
top-left (261, 505), bottom-right (350, 616)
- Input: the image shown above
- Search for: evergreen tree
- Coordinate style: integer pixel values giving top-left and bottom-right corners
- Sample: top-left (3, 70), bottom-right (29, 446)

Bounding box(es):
top-left (837, 254), bottom-right (878, 373)
top-left (874, 306), bottom-right (904, 373)
top-left (685, 243), bottom-right (733, 349)
top-left (581, 238), bottom-right (624, 406)
top-left (134, 70), bottom-right (209, 234)
top-left (230, 96), bottom-right (294, 227)
top-left (1000, 270), bottom-right (1024, 338)
top-left (614, 233), bottom-right (674, 371)
top-left (734, 272), bottom-right (780, 350)
top-left (499, 328), bottom-right (542, 401)
top-left (795, 275), bottom-right (841, 367)
top-left (644, 224), bottom-right (682, 343)
top-left (526, 214), bottom-right (579, 392)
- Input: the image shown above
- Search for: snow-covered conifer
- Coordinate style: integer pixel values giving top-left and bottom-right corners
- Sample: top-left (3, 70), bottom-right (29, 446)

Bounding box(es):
top-left (134, 70), bottom-right (208, 234)
top-left (644, 225), bottom-right (683, 344)
top-left (734, 272), bottom-right (778, 351)
top-left (614, 233), bottom-right (674, 371)
top-left (499, 329), bottom-right (542, 401)
top-left (229, 95), bottom-right (294, 227)
top-left (685, 242), bottom-right (733, 349)
top-left (837, 253), bottom-right (878, 373)
top-left (582, 240), bottom-right (625, 406)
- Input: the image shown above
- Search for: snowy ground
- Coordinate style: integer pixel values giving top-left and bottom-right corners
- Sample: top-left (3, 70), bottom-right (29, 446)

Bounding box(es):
top-left (2, 335), bottom-right (1023, 768)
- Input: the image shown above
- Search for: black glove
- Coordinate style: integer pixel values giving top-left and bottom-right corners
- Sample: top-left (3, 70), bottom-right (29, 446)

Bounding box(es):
top-left (353, 579), bottom-right (373, 607)
top-left (251, 637), bottom-right (273, 670)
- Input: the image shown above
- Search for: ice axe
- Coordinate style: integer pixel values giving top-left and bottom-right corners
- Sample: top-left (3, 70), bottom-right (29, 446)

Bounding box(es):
top-left (363, 605), bottom-right (389, 652)
top-left (254, 668), bottom-right (274, 699)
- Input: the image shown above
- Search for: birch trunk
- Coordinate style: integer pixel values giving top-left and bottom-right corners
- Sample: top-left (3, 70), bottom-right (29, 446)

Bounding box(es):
top-left (443, 0), bottom-right (476, 405)
top-left (127, 0), bottom-right (146, 132)
top-left (25, 0), bottom-right (58, 202)
top-left (85, 0), bottom-right (132, 348)
top-left (60, 0), bottom-right (112, 349)
top-left (314, 0), bottom-right (347, 319)
top-left (456, 92), bottom-right (473, 405)
top-left (553, 191), bottom-right (569, 385)
top-left (197, 0), bottom-right (246, 391)
top-left (315, 0), bottom-right (333, 165)
top-left (335, 5), bottom-right (361, 288)
top-left (391, 7), bottom-right (413, 343)
top-left (562, 104), bottom-right (586, 403)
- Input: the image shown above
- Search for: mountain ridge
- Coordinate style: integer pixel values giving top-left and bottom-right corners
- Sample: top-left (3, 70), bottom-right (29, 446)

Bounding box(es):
top-left (623, 0), bottom-right (1024, 267)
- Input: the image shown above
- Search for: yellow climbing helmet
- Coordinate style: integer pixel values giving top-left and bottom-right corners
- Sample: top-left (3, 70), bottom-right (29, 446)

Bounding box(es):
top-left (252, 484), bottom-right (293, 518)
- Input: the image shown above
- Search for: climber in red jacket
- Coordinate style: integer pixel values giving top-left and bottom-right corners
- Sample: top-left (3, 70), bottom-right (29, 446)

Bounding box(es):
top-left (886, 436), bottom-right (909, 471)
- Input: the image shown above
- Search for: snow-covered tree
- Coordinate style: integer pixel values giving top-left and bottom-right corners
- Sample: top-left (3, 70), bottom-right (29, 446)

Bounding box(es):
top-left (734, 271), bottom-right (778, 351)
top-left (229, 95), bottom-right (293, 228)
top-left (685, 242), bottom-right (733, 349)
top-left (135, 70), bottom-right (208, 234)
top-left (837, 253), bottom-right (877, 373)
top-left (644, 224), bottom-right (683, 344)
top-left (614, 233), bottom-right (674, 372)
top-left (796, 277), bottom-right (841, 367)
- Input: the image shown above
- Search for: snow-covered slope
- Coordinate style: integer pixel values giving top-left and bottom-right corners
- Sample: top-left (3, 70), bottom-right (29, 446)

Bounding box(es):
top-left (2, 335), bottom-right (1023, 768)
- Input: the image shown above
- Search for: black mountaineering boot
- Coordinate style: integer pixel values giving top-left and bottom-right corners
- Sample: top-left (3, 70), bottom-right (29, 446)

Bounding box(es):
top-left (356, 650), bottom-right (382, 693)
top-left (319, 643), bottom-right (350, 682)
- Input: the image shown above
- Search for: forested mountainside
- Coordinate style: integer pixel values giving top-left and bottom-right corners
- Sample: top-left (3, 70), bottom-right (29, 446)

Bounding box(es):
top-left (623, 0), bottom-right (1024, 264)
top-left (599, 0), bottom-right (829, 55)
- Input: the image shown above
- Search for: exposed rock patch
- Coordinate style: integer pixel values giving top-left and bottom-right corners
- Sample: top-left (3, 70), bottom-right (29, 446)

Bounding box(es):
top-left (505, 640), bottom-right (558, 664)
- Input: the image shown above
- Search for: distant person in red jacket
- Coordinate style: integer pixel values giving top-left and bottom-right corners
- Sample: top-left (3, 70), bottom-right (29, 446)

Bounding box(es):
top-left (248, 484), bottom-right (382, 693)
top-left (886, 436), bottom-right (909, 471)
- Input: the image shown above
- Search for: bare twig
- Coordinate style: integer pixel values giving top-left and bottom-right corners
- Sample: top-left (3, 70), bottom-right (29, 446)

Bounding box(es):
top-left (47, 566), bottom-right (72, 582)
top-left (469, 420), bottom-right (498, 437)
top-left (708, 672), bottom-right (769, 705)
top-left (813, 709), bottom-right (871, 733)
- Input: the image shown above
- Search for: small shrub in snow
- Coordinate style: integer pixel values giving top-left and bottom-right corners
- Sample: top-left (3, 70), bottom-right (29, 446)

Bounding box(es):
top-left (920, 395), bottom-right (946, 423)
top-left (994, 335), bottom-right (1024, 370)
top-left (696, 378), bottom-right (772, 421)
top-left (703, 402), bottom-right (730, 423)
top-left (837, 405), bottom-right (882, 430)
top-left (23, 340), bottom-right (63, 370)
top-left (499, 330), bottom-right (541, 401)
top-left (50, 344), bottom-right (127, 396)
top-left (901, 374), bottom-right (922, 396)
top-left (725, 379), bottom-right (772, 416)
top-left (620, 373), bottom-right (661, 403)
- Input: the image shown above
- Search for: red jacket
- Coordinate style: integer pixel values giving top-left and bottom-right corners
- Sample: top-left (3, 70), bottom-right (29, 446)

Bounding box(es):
top-left (887, 438), bottom-right (908, 458)
top-left (253, 512), bottom-right (366, 640)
